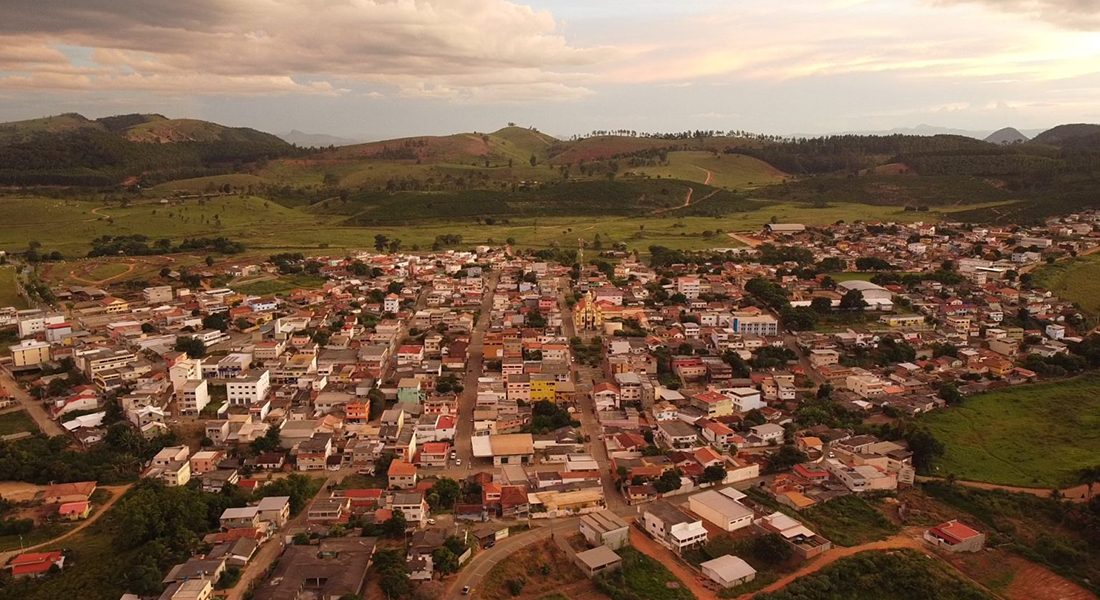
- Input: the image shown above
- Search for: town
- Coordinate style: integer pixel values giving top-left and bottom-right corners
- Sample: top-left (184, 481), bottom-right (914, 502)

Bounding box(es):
top-left (2, 210), bottom-right (1099, 600)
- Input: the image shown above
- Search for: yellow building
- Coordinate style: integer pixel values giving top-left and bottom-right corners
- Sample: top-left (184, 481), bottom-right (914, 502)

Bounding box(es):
top-left (529, 373), bottom-right (557, 403)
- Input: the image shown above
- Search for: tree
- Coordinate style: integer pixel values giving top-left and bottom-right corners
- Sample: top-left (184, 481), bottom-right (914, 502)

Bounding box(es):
top-left (839, 289), bottom-right (867, 311)
top-left (250, 426), bottom-right (282, 455)
top-left (654, 469), bottom-right (682, 493)
top-left (701, 464), bottom-right (727, 484)
top-left (374, 234), bottom-right (389, 252)
top-left (529, 154), bottom-right (537, 167)
top-left (205, 256), bottom-right (215, 267)
top-left (174, 337), bottom-right (206, 358)
top-left (202, 312), bottom-right (229, 332)
top-left (383, 509), bottom-right (407, 538)
top-left (810, 296), bottom-right (833, 313)
top-left (1076, 465), bottom-right (1100, 501)
top-left (766, 444), bottom-right (808, 473)
top-left (432, 546), bottom-right (460, 574)
top-left (429, 478), bottom-right (461, 510)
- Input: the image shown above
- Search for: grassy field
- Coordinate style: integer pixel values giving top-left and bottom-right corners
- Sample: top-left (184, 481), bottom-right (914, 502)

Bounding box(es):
top-left (1032, 253), bottom-right (1100, 316)
top-left (800, 495), bottom-right (900, 547)
top-left (757, 549), bottom-right (993, 600)
top-left (921, 373), bottom-right (1100, 487)
top-left (629, 151), bottom-right (787, 189)
top-left (0, 410), bottom-right (38, 436)
top-left (0, 192), bottom-right (997, 260)
top-left (232, 274), bottom-right (326, 296)
top-left (85, 262), bottom-right (132, 281)
top-left (0, 266), bottom-right (26, 308)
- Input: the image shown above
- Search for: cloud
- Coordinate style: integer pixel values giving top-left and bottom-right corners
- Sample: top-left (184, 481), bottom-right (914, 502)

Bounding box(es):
top-left (0, 0), bottom-right (603, 100)
top-left (931, 0), bottom-right (1100, 30)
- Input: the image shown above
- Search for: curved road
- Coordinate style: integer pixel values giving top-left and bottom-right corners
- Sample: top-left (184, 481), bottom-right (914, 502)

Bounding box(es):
top-left (915, 476), bottom-right (1092, 503)
top-left (0, 484), bottom-right (132, 564)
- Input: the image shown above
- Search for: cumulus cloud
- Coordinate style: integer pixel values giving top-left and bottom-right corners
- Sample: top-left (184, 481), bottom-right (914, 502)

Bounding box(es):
top-left (931, 0), bottom-right (1100, 30)
top-left (0, 0), bottom-right (602, 100)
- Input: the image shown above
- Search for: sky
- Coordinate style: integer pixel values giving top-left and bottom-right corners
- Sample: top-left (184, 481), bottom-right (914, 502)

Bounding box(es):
top-left (1, 0), bottom-right (1099, 139)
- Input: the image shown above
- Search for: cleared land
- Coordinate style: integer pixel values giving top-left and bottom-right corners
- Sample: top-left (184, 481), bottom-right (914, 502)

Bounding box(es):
top-left (1032, 253), bottom-right (1100, 316)
top-left (0, 266), bottom-right (25, 308)
top-left (0, 410), bottom-right (37, 436)
top-left (629, 151), bottom-right (787, 189)
top-left (921, 373), bottom-right (1100, 487)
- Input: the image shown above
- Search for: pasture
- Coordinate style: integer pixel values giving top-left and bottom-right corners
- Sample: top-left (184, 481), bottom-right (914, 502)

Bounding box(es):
top-left (1032, 253), bottom-right (1100, 316)
top-left (629, 151), bottom-right (787, 189)
top-left (921, 373), bottom-right (1100, 488)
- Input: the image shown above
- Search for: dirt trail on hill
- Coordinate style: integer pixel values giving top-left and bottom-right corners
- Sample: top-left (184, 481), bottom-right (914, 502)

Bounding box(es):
top-left (741, 528), bottom-right (929, 599)
top-left (915, 476), bottom-right (1091, 503)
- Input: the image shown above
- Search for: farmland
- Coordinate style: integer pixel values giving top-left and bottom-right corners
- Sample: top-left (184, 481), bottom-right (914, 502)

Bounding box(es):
top-left (1032, 253), bottom-right (1100, 316)
top-left (920, 373), bottom-right (1100, 487)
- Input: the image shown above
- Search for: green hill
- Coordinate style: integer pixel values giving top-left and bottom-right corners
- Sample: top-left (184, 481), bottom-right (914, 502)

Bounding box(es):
top-left (1031, 123), bottom-right (1100, 145)
top-left (0, 113), bottom-right (105, 142)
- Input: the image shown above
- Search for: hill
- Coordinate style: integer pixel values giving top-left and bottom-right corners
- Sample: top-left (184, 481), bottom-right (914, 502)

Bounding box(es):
top-left (0, 113), bottom-right (105, 142)
top-left (0, 113), bottom-right (296, 187)
top-left (984, 127), bottom-right (1028, 145)
top-left (1031, 123), bottom-right (1100, 145)
top-left (120, 118), bottom-right (287, 145)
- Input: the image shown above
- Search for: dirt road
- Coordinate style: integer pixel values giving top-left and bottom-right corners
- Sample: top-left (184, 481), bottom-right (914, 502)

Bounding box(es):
top-left (727, 232), bottom-right (764, 248)
top-left (0, 484), bottom-right (131, 563)
top-left (915, 476), bottom-right (1091, 503)
top-left (0, 370), bottom-right (62, 437)
top-left (629, 526), bottom-right (719, 600)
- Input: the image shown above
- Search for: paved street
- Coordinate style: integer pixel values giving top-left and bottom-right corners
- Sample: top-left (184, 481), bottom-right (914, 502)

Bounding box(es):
top-left (454, 270), bottom-right (501, 468)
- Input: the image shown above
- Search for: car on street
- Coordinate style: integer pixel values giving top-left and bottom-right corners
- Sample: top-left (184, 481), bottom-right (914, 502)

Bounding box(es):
top-left (462, 586), bottom-right (472, 595)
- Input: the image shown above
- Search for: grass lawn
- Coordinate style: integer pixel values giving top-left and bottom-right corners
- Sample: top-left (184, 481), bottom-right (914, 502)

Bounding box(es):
top-left (1032, 253), bottom-right (1100, 316)
top-left (0, 410), bottom-right (38, 436)
top-left (0, 266), bottom-right (26, 308)
top-left (921, 372), bottom-right (1100, 488)
top-left (800, 495), bottom-right (900, 547)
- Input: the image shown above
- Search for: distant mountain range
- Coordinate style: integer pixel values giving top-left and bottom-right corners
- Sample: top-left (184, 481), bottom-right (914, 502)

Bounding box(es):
top-left (791, 124), bottom-right (1047, 140)
top-left (278, 130), bottom-right (364, 147)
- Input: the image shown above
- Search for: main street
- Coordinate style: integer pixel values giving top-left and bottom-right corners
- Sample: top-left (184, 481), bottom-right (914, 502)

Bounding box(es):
top-left (454, 270), bottom-right (501, 467)
top-left (557, 276), bottom-right (630, 513)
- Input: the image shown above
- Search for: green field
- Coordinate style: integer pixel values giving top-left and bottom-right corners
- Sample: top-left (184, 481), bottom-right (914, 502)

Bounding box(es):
top-left (921, 373), bottom-right (1100, 487)
top-left (0, 410), bottom-right (37, 436)
top-left (232, 274), bottom-right (326, 296)
top-left (0, 266), bottom-right (26, 308)
top-left (630, 151), bottom-right (787, 189)
top-left (1032, 253), bottom-right (1100, 316)
top-left (0, 192), bottom-right (999, 260)
top-left (85, 262), bottom-right (131, 281)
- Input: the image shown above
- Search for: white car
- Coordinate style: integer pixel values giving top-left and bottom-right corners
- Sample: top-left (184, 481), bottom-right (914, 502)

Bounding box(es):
top-left (427, 518), bottom-right (436, 525)
top-left (455, 458), bottom-right (462, 466)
